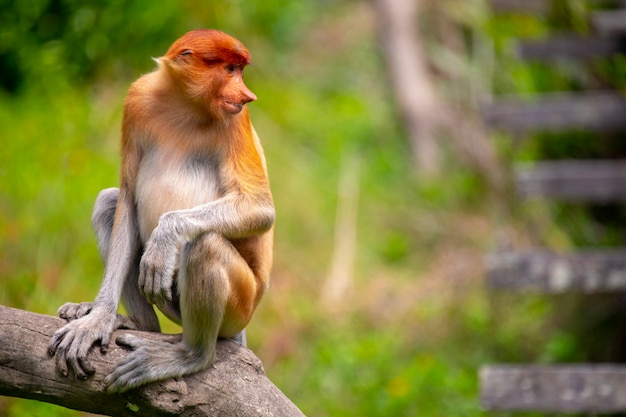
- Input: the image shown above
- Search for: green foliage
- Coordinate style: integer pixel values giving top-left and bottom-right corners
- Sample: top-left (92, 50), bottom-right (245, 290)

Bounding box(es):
top-left (0, 88), bottom-right (118, 313)
top-left (268, 295), bottom-right (494, 417)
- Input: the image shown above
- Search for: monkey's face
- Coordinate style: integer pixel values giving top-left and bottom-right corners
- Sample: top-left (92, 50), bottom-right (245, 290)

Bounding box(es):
top-left (177, 62), bottom-right (256, 117)
top-left (216, 63), bottom-right (257, 115)
top-left (161, 29), bottom-right (256, 118)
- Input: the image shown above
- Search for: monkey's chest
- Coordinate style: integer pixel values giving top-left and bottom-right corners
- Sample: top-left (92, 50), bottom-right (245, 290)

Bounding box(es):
top-left (135, 152), bottom-right (220, 243)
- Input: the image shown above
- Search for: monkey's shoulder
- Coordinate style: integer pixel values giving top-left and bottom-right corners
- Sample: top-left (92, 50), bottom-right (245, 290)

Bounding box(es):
top-left (122, 82), bottom-right (157, 134)
top-left (123, 72), bottom-right (177, 121)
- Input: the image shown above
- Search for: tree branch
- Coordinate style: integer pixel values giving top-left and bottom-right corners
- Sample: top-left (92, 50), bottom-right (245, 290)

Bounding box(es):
top-left (0, 305), bottom-right (305, 417)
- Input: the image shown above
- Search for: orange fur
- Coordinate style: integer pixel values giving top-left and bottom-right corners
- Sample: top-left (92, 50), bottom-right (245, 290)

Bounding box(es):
top-left (121, 29), bottom-right (273, 326)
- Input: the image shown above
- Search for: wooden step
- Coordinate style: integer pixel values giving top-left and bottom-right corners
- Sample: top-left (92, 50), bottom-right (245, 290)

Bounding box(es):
top-left (516, 160), bottom-right (626, 202)
top-left (481, 364), bottom-right (626, 413)
top-left (489, 0), bottom-right (548, 14)
top-left (491, 0), bottom-right (626, 15)
top-left (517, 35), bottom-right (626, 61)
top-left (483, 92), bottom-right (626, 134)
top-left (486, 249), bottom-right (626, 293)
top-left (592, 10), bottom-right (626, 35)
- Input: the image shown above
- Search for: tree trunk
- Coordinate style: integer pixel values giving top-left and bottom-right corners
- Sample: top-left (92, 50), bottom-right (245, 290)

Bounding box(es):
top-left (372, 0), bottom-right (442, 174)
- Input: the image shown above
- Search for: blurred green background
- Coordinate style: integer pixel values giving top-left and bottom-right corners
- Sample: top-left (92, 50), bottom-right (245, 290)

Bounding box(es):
top-left (1, 0), bottom-right (625, 416)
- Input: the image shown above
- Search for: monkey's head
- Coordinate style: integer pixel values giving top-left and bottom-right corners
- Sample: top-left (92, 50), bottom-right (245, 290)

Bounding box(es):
top-left (158, 29), bottom-right (257, 118)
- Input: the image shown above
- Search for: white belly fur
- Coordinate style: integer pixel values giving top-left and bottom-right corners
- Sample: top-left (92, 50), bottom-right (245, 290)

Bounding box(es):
top-left (135, 149), bottom-right (220, 243)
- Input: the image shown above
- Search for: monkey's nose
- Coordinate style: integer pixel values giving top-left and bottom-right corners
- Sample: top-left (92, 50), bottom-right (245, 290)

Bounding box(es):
top-left (242, 87), bottom-right (257, 104)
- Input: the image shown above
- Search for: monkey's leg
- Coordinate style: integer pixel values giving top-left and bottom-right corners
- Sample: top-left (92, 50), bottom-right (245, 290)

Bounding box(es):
top-left (56, 188), bottom-right (119, 322)
top-left (49, 186), bottom-right (146, 379)
top-left (121, 253), bottom-right (161, 332)
top-left (105, 232), bottom-right (259, 393)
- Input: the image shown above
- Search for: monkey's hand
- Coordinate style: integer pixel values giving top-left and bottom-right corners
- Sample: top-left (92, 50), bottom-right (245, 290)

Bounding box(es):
top-left (139, 215), bottom-right (183, 306)
top-left (48, 307), bottom-right (118, 379)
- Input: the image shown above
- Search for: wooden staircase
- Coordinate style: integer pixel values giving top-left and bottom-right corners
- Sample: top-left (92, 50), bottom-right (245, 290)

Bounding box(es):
top-left (481, 1), bottom-right (626, 413)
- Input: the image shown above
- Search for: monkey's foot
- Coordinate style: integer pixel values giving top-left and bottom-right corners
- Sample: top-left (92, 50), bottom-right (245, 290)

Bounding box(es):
top-left (105, 334), bottom-right (214, 393)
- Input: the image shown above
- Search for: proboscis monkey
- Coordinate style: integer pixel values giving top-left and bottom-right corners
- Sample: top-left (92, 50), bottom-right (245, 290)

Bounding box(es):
top-left (47, 29), bottom-right (274, 393)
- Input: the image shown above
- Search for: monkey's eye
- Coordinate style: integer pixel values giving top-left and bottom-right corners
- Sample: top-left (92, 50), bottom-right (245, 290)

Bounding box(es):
top-left (180, 49), bottom-right (193, 57)
top-left (225, 64), bottom-right (237, 73)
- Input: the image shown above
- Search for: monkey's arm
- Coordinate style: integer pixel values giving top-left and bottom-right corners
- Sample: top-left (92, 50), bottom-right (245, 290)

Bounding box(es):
top-left (182, 192), bottom-right (275, 237)
top-left (48, 135), bottom-right (142, 378)
top-left (139, 192), bottom-right (274, 306)
top-left (93, 187), bottom-right (142, 312)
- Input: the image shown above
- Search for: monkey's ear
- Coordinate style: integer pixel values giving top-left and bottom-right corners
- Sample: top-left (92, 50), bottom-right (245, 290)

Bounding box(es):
top-left (154, 56), bottom-right (177, 73)
top-left (171, 50), bottom-right (194, 65)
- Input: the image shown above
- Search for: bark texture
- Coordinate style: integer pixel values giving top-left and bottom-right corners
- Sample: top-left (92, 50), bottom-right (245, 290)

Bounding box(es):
top-left (0, 305), bottom-right (305, 417)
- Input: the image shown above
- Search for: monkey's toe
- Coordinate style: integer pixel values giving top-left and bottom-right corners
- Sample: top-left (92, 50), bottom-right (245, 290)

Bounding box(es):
top-left (105, 348), bottom-right (152, 393)
top-left (57, 302), bottom-right (93, 321)
top-left (114, 334), bottom-right (142, 350)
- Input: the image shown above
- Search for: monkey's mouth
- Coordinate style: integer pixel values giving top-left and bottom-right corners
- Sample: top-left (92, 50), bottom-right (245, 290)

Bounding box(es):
top-left (223, 101), bottom-right (244, 114)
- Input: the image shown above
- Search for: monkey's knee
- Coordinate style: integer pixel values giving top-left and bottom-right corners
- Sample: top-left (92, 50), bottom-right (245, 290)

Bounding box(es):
top-left (186, 232), bottom-right (221, 261)
top-left (184, 233), bottom-right (231, 290)
top-left (92, 188), bottom-right (119, 229)
top-left (185, 233), bottom-right (246, 289)
top-left (187, 233), bottom-right (258, 336)
top-left (92, 188), bottom-right (119, 261)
